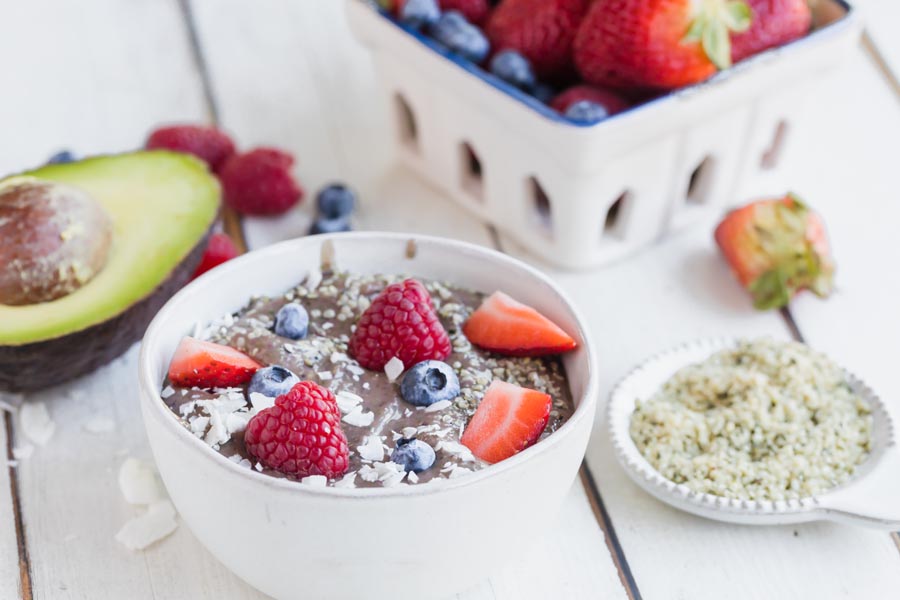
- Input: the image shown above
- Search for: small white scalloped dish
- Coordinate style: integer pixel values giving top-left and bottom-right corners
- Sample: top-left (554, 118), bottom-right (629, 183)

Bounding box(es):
top-left (608, 338), bottom-right (900, 528)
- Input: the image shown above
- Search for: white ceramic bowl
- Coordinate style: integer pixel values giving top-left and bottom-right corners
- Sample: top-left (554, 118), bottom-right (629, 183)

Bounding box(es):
top-left (608, 338), bottom-right (900, 528)
top-left (138, 232), bottom-right (598, 600)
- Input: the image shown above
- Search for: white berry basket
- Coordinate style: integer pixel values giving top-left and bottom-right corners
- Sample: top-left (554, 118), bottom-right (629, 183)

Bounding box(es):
top-left (346, 0), bottom-right (861, 270)
top-left (608, 338), bottom-right (900, 528)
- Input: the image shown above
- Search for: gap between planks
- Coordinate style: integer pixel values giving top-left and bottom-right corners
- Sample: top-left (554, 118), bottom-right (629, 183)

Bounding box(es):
top-left (179, 0), bottom-right (247, 253)
top-left (4, 412), bottom-right (32, 600)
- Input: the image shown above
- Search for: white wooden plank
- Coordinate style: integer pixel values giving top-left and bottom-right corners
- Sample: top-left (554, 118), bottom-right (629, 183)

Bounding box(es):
top-left (854, 0), bottom-right (900, 79)
top-left (0, 413), bottom-right (22, 600)
top-left (496, 43), bottom-right (900, 599)
top-left (0, 1), bottom-right (265, 599)
top-left (782, 45), bottom-right (900, 425)
top-left (191, 1), bottom-right (627, 598)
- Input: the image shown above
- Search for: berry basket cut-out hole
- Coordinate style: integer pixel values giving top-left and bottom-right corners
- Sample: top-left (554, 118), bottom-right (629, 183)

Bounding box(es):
top-left (686, 156), bottom-right (716, 205)
top-left (395, 93), bottom-right (419, 151)
top-left (603, 191), bottom-right (632, 241)
top-left (528, 176), bottom-right (553, 238)
top-left (761, 120), bottom-right (789, 170)
top-left (460, 142), bottom-right (484, 201)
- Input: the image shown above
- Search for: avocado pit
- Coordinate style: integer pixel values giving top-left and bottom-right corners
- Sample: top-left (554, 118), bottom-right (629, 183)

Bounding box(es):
top-left (0, 177), bottom-right (113, 306)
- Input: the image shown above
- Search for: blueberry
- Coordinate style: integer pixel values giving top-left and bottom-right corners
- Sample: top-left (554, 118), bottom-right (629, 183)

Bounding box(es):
top-left (316, 183), bottom-right (356, 218)
top-left (309, 215), bottom-right (351, 235)
top-left (532, 83), bottom-right (556, 105)
top-left (47, 150), bottom-right (75, 164)
top-left (429, 11), bottom-right (490, 63)
top-left (248, 365), bottom-right (300, 399)
top-left (400, 360), bottom-right (460, 407)
top-left (489, 50), bottom-right (536, 90)
top-left (274, 303), bottom-right (309, 339)
top-left (565, 100), bottom-right (610, 124)
top-left (391, 438), bottom-right (436, 473)
top-left (400, 0), bottom-right (440, 28)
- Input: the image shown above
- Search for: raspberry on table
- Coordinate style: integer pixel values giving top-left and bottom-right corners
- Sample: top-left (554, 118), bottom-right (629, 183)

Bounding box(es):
top-left (349, 278), bottom-right (452, 371)
top-left (244, 381), bottom-right (349, 479)
top-left (145, 124), bottom-right (236, 172)
top-left (218, 147), bottom-right (304, 216)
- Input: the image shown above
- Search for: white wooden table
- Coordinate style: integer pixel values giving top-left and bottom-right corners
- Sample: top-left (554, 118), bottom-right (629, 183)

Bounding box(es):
top-left (2, 1), bottom-right (899, 599)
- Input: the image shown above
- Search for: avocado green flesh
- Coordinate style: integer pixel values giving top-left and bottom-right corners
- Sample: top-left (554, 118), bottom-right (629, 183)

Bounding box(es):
top-left (0, 151), bottom-right (220, 345)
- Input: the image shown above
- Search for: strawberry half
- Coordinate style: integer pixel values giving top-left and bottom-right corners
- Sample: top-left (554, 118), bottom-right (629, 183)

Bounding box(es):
top-left (463, 291), bottom-right (577, 356)
top-left (461, 380), bottom-right (552, 464)
top-left (714, 194), bottom-right (834, 310)
top-left (167, 337), bottom-right (261, 388)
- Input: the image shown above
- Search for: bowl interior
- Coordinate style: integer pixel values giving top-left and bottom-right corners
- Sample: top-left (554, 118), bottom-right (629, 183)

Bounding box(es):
top-left (140, 232), bottom-right (597, 493)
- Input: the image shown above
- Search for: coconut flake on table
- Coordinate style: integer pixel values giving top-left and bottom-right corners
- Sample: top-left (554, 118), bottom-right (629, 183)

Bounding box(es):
top-left (83, 414), bottom-right (116, 434)
top-left (12, 444), bottom-right (34, 460)
top-left (357, 435), bottom-right (385, 462)
top-left (384, 357), bottom-right (404, 383)
top-left (19, 401), bottom-right (55, 446)
top-left (115, 500), bottom-right (178, 551)
top-left (119, 458), bottom-right (165, 505)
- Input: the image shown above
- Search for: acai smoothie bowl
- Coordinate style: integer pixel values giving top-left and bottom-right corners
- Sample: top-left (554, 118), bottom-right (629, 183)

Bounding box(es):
top-left (138, 232), bottom-right (598, 600)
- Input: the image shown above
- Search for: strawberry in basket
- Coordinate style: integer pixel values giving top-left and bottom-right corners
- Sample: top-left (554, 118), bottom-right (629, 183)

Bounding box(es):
top-left (731, 0), bottom-right (812, 63)
top-left (573, 0), bottom-right (753, 91)
top-left (714, 194), bottom-right (834, 310)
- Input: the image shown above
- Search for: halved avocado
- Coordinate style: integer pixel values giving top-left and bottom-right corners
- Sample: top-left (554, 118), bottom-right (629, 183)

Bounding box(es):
top-left (0, 151), bottom-right (220, 392)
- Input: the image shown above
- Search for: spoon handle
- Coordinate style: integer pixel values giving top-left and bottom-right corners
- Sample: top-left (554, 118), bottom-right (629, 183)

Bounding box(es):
top-left (819, 446), bottom-right (900, 529)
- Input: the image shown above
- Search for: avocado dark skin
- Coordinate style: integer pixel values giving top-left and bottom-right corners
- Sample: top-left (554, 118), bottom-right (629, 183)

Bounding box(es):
top-left (0, 230), bottom-right (210, 392)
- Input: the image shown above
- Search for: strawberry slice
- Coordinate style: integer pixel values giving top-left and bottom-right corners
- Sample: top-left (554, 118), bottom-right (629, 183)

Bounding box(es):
top-left (167, 337), bottom-right (261, 388)
top-left (714, 194), bottom-right (834, 310)
top-left (461, 380), bottom-right (552, 464)
top-left (463, 291), bottom-right (577, 356)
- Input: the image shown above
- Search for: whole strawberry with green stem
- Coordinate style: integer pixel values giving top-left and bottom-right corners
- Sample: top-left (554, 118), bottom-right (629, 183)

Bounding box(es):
top-left (714, 194), bottom-right (834, 310)
top-left (573, 0), bottom-right (753, 91)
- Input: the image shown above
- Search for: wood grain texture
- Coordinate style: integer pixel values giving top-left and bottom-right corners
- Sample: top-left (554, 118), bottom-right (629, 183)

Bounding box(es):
top-left (1, 412), bottom-right (24, 600)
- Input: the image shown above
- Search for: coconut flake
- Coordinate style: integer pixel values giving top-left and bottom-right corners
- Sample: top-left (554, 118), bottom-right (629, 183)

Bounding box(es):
top-left (334, 471), bottom-right (358, 488)
top-left (357, 435), bottom-right (385, 462)
top-left (12, 445), bottom-right (33, 460)
top-left (228, 454), bottom-right (252, 469)
top-left (248, 392), bottom-right (276, 414)
top-left (305, 268), bottom-right (323, 291)
top-left (118, 458), bottom-right (164, 505)
top-left (336, 391), bottom-right (363, 414)
top-left (424, 400), bottom-right (452, 413)
top-left (301, 475), bottom-right (327, 487)
top-left (436, 441), bottom-right (476, 463)
top-left (342, 406), bottom-right (375, 427)
top-left (408, 471), bottom-right (419, 484)
top-left (384, 357), bottom-right (404, 383)
top-left (83, 415), bottom-right (116, 434)
top-left (115, 500), bottom-right (178, 551)
top-left (401, 426), bottom-right (418, 439)
top-left (19, 402), bottom-right (55, 446)
top-left (160, 386), bottom-right (176, 399)
top-left (449, 466), bottom-right (474, 479)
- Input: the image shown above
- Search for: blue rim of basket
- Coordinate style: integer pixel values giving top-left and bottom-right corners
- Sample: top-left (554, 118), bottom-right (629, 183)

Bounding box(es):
top-left (375, 0), bottom-right (854, 128)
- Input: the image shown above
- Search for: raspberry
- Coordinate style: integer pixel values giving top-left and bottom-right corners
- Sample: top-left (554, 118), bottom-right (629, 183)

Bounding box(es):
top-left (349, 279), bottom-right (451, 371)
top-left (440, 0), bottom-right (491, 25)
top-left (191, 233), bottom-right (240, 280)
top-left (550, 85), bottom-right (629, 115)
top-left (486, 0), bottom-right (589, 80)
top-left (145, 124), bottom-right (236, 172)
top-left (244, 381), bottom-right (349, 479)
top-left (218, 148), bottom-right (304, 216)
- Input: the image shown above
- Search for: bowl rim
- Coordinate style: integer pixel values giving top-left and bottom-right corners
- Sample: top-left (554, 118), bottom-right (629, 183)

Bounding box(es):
top-left (139, 231), bottom-right (599, 498)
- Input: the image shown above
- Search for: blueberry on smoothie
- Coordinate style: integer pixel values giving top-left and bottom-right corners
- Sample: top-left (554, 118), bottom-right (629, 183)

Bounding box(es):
top-left (274, 303), bottom-right (309, 340)
top-left (400, 360), bottom-right (460, 407)
top-left (248, 365), bottom-right (300, 399)
top-left (391, 438), bottom-right (436, 473)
